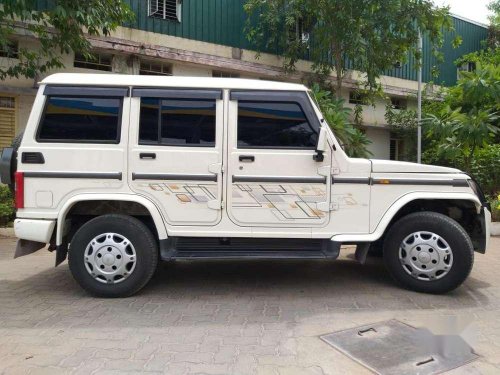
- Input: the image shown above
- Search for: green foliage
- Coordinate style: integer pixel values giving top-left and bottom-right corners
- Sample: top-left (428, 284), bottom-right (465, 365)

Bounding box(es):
top-left (385, 103), bottom-right (418, 161)
top-left (244, 0), bottom-right (452, 97)
top-left (310, 84), bottom-right (372, 158)
top-left (489, 194), bottom-right (500, 222)
top-left (423, 62), bottom-right (500, 172)
top-left (470, 144), bottom-right (500, 196)
top-left (0, 185), bottom-right (14, 226)
top-left (488, 0), bottom-right (500, 48)
top-left (0, 0), bottom-right (134, 80)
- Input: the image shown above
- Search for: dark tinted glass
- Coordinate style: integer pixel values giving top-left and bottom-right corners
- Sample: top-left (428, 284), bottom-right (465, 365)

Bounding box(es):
top-left (139, 98), bottom-right (160, 143)
top-left (38, 96), bottom-right (120, 142)
top-left (237, 101), bottom-right (317, 148)
top-left (139, 98), bottom-right (216, 147)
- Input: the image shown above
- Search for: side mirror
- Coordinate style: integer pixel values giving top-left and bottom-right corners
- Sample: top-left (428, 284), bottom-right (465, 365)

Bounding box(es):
top-left (313, 127), bottom-right (328, 162)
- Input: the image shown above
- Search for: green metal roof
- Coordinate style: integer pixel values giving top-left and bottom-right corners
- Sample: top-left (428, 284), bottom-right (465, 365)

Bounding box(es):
top-left (37, 0), bottom-right (489, 86)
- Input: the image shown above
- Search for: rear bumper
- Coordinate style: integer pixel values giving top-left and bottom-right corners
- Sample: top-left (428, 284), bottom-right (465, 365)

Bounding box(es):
top-left (14, 219), bottom-right (55, 243)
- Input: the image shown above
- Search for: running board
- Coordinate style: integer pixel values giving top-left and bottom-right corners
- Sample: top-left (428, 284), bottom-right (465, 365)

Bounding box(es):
top-left (160, 237), bottom-right (341, 261)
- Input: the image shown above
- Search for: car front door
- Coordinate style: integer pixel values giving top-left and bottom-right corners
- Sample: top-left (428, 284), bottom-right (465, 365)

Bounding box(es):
top-left (226, 90), bottom-right (331, 229)
top-left (128, 88), bottom-right (224, 226)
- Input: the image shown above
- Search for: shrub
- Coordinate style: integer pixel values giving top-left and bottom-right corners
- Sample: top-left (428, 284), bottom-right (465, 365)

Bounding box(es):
top-left (470, 144), bottom-right (500, 196)
top-left (490, 195), bottom-right (500, 222)
top-left (0, 185), bottom-right (14, 227)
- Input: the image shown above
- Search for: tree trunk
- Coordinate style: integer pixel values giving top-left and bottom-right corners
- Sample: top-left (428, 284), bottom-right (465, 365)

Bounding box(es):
top-left (332, 43), bottom-right (343, 99)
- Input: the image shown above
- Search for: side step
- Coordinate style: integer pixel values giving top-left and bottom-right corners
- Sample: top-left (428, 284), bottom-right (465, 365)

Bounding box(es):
top-left (160, 237), bottom-right (341, 260)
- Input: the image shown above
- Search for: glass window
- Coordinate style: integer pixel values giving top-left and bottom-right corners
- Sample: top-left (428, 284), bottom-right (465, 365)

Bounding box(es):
top-left (237, 101), bottom-right (317, 148)
top-left (38, 96), bottom-right (121, 143)
top-left (139, 98), bottom-right (216, 147)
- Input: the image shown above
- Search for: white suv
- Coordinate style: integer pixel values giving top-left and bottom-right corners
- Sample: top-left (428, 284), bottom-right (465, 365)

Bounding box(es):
top-left (0, 73), bottom-right (491, 297)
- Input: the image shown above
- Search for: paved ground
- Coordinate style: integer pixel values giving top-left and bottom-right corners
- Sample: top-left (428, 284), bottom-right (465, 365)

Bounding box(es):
top-left (0, 235), bottom-right (499, 375)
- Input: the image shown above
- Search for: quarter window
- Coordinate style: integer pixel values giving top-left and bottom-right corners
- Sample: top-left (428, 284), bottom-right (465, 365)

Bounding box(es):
top-left (139, 98), bottom-right (216, 147)
top-left (237, 101), bottom-right (317, 148)
top-left (37, 96), bottom-right (121, 143)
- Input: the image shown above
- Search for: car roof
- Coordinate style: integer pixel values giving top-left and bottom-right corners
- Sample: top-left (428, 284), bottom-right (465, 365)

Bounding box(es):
top-left (41, 73), bottom-right (309, 92)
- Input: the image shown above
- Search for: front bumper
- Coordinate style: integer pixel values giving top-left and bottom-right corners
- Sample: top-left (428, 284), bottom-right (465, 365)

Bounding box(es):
top-left (14, 219), bottom-right (55, 243)
top-left (483, 207), bottom-right (491, 252)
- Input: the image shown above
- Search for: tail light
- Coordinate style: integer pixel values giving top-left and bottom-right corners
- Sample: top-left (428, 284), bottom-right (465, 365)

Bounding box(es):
top-left (14, 171), bottom-right (24, 209)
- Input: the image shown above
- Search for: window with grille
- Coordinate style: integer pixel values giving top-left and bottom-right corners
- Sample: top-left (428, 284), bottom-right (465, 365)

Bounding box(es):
top-left (140, 60), bottom-right (172, 75)
top-left (457, 61), bottom-right (476, 79)
top-left (0, 96), bottom-right (16, 149)
top-left (74, 53), bottom-right (112, 71)
top-left (349, 92), bottom-right (368, 105)
top-left (390, 97), bottom-right (407, 110)
top-left (212, 70), bottom-right (240, 78)
top-left (0, 41), bottom-right (19, 59)
top-left (148, 0), bottom-right (182, 22)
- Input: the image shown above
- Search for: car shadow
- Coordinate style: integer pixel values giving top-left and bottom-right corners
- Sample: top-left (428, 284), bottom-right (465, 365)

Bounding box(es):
top-left (0, 250), bottom-right (492, 330)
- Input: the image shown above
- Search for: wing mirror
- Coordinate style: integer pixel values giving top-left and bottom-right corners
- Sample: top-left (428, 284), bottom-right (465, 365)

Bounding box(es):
top-left (313, 126), bottom-right (328, 162)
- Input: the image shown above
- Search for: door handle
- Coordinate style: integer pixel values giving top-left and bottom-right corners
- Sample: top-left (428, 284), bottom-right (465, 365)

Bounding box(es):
top-left (239, 155), bottom-right (255, 162)
top-left (140, 153), bottom-right (156, 159)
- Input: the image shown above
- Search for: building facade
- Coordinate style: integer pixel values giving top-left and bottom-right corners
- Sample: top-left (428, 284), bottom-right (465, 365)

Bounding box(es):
top-left (0, 0), bottom-right (488, 159)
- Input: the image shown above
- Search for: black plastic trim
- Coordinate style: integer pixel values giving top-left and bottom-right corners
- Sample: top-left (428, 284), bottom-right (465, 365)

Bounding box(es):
top-left (24, 171), bottom-right (122, 180)
top-left (232, 175), bottom-right (326, 184)
top-left (21, 152), bottom-right (45, 164)
top-left (132, 173), bottom-right (217, 182)
top-left (332, 176), bottom-right (370, 184)
top-left (371, 178), bottom-right (469, 187)
top-left (44, 86), bottom-right (129, 97)
top-left (132, 88), bottom-right (222, 99)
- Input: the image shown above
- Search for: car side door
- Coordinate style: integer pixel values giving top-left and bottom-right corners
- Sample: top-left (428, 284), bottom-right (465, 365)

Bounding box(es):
top-left (226, 90), bottom-right (332, 229)
top-left (128, 88), bottom-right (224, 226)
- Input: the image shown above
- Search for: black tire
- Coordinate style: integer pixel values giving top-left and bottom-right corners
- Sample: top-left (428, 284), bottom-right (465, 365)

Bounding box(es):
top-left (68, 214), bottom-right (158, 298)
top-left (383, 211), bottom-right (474, 294)
top-left (8, 131), bottom-right (24, 194)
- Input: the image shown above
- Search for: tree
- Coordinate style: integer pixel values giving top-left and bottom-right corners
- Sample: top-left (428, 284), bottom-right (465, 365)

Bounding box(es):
top-left (423, 63), bottom-right (499, 172)
top-left (244, 0), bottom-right (452, 98)
top-left (488, 0), bottom-right (500, 47)
top-left (0, 0), bottom-right (134, 80)
top-left (311, 84), bottom-right (372, 158)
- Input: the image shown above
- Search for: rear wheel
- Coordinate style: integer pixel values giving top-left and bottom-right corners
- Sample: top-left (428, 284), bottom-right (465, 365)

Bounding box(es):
top-left (68, 214), bottom-right (158, 297)
top-left (383, 211), bottom-right (474, 294)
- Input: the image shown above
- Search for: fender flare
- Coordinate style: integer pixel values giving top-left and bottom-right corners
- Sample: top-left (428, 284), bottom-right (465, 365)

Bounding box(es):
top-left (55, 193), bottom-right (168, 245)
top-left (331, 191), bottom-right (481, 243)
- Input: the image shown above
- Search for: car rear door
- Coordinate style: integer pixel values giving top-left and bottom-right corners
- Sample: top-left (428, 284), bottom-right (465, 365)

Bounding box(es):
top-left (128, 88), bottom-right (224, 226)
top-left (226, 90), bottom-right (331, 229)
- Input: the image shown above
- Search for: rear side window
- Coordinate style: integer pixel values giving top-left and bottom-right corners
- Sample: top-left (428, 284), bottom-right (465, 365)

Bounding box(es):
top-left (37, 96), bottom-right (121, 143)
top-left (139, 98), bottom-right (216, 147)
top-left (237, 101), bottom-right (317, 148)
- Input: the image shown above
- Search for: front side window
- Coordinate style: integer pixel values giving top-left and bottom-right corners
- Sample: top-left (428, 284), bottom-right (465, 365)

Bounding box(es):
top-left (139, 98), bottom-right (216, 147)
top-left (38, 96), bottom-right (121, 143)
top-left (237, 101), bottom-right (317, 148)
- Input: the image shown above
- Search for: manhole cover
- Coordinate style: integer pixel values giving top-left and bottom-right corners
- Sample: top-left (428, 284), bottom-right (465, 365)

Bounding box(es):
top-left (320, 319), bottom-right (478, 375)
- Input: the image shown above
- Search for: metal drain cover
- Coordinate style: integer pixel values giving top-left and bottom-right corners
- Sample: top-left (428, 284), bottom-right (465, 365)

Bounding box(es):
top-left (320, 319), bottom-right (478, 375)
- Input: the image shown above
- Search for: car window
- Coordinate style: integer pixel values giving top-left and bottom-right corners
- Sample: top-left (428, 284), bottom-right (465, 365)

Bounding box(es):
top-left (139, 98), bottom-right (216, 147)
top-left (237, 101), bottom-right (317, 149)
top-left (37, 96), bottom-right (121, 143)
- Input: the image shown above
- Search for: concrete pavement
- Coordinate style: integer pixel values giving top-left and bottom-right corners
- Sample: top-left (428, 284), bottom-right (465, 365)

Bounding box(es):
top-left (0, 235), bottom-right (499, 374)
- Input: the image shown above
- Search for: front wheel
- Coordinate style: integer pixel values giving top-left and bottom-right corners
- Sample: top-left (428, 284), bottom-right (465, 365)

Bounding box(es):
top-left (383, 211), bottom-right (474, 294)
top-left (69, 214), bottom-right (158, 297)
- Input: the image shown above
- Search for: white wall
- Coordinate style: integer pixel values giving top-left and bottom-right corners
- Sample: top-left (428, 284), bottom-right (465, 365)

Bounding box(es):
top-left (365, 127), bottom-right (391, 160)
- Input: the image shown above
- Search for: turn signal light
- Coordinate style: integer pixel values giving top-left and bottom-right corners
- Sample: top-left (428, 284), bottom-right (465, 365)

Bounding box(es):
top-left (14, 171), bottom-right (24, 209)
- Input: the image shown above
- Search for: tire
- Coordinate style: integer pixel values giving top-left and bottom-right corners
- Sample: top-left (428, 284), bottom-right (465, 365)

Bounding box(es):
top-left (383, 211), bottom-right (474, 294)
top-left (68, 214), bottom-right (158, 298)
top-left (8, 131), bottom-right (24, 194)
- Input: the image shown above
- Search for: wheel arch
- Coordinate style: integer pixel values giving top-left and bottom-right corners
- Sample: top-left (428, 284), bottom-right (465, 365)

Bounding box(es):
top-left (332, 192), bottom-right (482, 244)
top-left (56, 194), bottom-right (168, 246)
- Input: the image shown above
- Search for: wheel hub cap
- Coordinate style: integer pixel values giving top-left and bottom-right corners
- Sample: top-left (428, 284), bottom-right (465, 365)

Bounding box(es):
top-left (398, 231), bottom-right (453, 281)
top-left (84, 233), bottom-right (137, 284)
